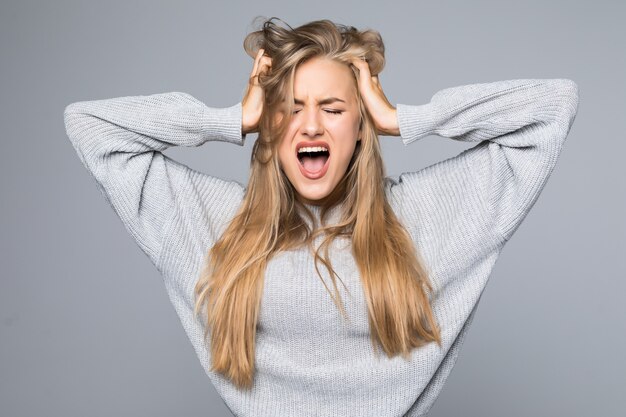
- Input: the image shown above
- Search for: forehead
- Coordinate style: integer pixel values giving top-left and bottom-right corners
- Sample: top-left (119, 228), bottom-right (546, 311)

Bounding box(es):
top-left (293, 57), bottom-right (356, 101)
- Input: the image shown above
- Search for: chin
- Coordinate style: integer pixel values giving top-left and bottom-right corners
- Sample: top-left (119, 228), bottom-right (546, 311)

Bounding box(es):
top-left (297, 189), bottom-right (331, 204)
top-left (292, 179), bottom-right (333, 201)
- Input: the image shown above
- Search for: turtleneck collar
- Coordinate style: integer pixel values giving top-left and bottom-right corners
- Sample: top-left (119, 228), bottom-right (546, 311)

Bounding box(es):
top-left (298, 201), bottom-right (345, 228)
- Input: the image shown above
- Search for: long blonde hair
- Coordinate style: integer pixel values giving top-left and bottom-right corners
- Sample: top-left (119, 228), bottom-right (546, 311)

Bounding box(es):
top-left (194, 17), bottom-right (442, 390)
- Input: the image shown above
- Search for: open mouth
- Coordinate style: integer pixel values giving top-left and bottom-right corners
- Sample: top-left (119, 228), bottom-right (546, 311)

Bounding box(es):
top-left (296, 145), bottom-right (331, 179)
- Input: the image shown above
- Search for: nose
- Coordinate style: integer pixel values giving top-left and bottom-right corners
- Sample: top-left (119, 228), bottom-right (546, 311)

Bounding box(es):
top-left (299, 108), bottom-right (324, 137)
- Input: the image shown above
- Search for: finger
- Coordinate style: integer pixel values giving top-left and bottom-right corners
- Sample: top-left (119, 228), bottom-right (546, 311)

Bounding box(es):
top-left (257, 56), bottom-right (272, 75)
top-left (250, 50), bottom-right (270, 87)
top-left (351, 57), bottom-right (370, 73)
top-left (356, 60), bottom-right (373, 88)
top-left (350, 57), bottom-right (364, 73)
top-left (250, 48), bottom-right (264, 78)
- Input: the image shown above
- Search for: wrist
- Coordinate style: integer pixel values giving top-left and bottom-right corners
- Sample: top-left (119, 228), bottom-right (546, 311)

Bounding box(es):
top-left (396, 103), bottom-right (437, 145)
top-left (379, 107), bottom-right (400, 136)
top-left (387, 108), bottom-right (400, 136)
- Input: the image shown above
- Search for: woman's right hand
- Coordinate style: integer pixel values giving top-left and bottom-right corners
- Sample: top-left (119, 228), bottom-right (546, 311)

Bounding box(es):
top-left (242, 48), bottom-right (272, 135)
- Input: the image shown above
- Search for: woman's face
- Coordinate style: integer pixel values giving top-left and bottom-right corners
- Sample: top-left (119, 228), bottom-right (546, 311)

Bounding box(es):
top-left (277, 56), bottom-right (362, 205)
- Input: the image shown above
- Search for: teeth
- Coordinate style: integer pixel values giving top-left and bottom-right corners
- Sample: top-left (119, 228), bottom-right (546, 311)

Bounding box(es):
top-left (297, 146), bottom-right (328, 153)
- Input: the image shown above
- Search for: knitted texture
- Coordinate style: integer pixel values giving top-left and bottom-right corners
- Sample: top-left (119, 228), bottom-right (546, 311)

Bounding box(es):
top-left (63, 78), bottom-right (579, 417)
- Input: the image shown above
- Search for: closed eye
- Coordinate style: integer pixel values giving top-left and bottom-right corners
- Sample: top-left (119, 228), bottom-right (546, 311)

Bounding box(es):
top-left (292, 109), bottom-right (343, 115)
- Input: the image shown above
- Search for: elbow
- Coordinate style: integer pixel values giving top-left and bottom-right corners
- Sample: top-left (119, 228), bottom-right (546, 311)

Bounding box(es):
top-left (64, 101), bottom-right (84, 119)
top-left (64, 103), bottom-right (81, 145)
top-left (538, 79), bottom-right (579, 141)
top-left (63, 101), bottom-right (94, 137)
top-left (63, 103), bottom-right (76, 138)
top-left (554, 78), bottom-right (579, 131)
top-left (63, 102), bottom-right (82, 136)
top-left (63, 102), bottom-right (95, 150)
top-left (529, 79), bottom-right (579, 151)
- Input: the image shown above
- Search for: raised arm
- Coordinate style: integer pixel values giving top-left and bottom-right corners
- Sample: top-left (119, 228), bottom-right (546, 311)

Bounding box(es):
top-left (391, 78), bottom-right (579, 244)
top-left (63, 92), bottom-right (247, 268)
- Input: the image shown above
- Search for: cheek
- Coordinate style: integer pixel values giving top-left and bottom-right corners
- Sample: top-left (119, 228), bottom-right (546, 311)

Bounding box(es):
top-left (329, 117), bottom-right (360, 138)
top-left (277, 125), bottom-right (299, 166)
top-left (334, 144), bottom-right (358, 169)
top-left (332, 122), bottom-right (360, 158)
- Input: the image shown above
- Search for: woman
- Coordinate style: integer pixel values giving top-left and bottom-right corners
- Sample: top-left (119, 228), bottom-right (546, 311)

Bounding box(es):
top-left (63, 17), bottom-right (578, 417)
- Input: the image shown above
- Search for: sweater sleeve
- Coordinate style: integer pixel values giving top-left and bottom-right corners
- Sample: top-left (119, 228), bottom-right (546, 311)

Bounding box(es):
top-left (391, 78), bottom-right (579, 243)
top-left (63, 91), bottom-right (247, 268)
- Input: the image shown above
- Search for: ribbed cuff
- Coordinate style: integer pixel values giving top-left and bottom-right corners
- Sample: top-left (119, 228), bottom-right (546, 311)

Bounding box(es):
top-left (201, 101), bottom-right (247, 146)
top-left (396, 102), bottom-right (438, 145)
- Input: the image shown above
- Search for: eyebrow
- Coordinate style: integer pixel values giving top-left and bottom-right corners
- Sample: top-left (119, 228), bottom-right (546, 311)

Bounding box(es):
top-left (293, 97), bottom-right (346, 105)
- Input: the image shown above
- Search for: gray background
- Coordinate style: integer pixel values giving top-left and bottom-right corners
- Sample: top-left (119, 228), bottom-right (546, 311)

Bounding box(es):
top-left (1, 0), bottom-right (624, 416)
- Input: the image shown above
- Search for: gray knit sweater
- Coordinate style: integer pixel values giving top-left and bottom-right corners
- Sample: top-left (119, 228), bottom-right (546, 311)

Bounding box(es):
top-left (63, 78), bottom-right (579, 417)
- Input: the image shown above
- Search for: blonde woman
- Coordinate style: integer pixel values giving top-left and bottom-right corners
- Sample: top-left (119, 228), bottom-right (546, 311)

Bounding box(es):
top-left (63, 17), bottom-right (579, 417)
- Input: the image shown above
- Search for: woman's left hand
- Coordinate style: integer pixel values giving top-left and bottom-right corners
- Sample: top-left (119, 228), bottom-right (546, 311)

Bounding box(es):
top-left (351, 57), bottom-right (400, 136)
